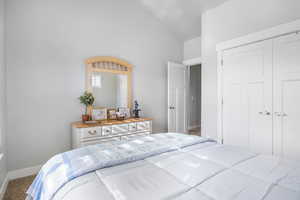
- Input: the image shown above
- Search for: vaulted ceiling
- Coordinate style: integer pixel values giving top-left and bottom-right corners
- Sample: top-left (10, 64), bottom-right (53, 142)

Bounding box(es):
top-left (137, 0), bottom-right (228, 40)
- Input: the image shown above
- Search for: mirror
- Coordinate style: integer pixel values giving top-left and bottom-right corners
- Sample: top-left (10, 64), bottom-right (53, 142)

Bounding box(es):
top-left (85, 56), bottom-right (132, 109)
top-left (91, 72), bottom-right (128, 108)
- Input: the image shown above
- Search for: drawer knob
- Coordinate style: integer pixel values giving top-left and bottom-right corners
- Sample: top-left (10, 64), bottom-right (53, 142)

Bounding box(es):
top-left (88, 130), bottom-right (97, 135)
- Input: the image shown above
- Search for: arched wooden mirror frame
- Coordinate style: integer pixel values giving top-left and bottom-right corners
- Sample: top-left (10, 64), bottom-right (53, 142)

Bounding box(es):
top-left (85, 56), bottom-right (133, 108)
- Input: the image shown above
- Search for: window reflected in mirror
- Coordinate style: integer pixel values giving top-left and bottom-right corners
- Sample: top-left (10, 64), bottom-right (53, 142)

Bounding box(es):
top-left (91, 72), bottom-right (128, 108)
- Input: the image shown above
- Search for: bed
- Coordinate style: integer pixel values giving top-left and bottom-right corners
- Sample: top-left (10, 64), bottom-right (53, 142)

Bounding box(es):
top-left (27, 133), bottom-right (300, 200)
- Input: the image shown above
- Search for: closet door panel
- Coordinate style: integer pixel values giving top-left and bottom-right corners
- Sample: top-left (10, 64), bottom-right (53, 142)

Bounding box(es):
top-left (222, 40), bottom-right (273, 153)
top-left (274, 33), bottom-right (300, 160)
top-left (223, 83), bottom-right (247, 147)
top-left (248, 82), bottom-right (272, 154)
top-left (223, 49), bottom-right (248, 148)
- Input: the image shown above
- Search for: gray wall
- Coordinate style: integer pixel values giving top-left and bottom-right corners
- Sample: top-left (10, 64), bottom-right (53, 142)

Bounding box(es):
top-left (201, 0), bottom-right (300, 139)
top-left (0, 0), bottom-right (7, 186)
top-left (6, 0), bottom-right (182, 170)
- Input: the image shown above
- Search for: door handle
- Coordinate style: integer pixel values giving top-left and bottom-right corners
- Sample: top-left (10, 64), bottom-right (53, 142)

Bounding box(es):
top-left (274, 112), bottom-right (281, 116)
top-left (169, 106), bottom-right (175, 110)
top-left (264, 111), bottom-right (271, 115)
top-left (259, 111), bottom-right (271, 115)
top-left (274, 112), bottom-right (288, 117)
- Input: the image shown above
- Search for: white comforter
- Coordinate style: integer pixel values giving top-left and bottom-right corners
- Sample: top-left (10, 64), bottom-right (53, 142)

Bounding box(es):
top-left (53, 141), bottom-right (300, 200)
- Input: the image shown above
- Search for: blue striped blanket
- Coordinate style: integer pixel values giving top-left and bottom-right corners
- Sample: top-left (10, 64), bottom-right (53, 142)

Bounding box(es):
top-left (26, 133), bottom-right (211, 200)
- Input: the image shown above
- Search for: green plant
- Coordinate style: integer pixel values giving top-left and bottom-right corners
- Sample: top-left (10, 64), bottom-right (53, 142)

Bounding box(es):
top-left (79, 91), bottom-right (95, 114)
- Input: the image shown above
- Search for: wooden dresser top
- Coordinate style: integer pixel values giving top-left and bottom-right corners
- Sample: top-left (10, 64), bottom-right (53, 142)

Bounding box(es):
top-left (72, 118), bottom-right (152, 128)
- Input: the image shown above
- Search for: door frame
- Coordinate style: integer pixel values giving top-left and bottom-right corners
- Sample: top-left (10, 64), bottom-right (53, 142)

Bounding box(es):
top-left (183, 57), bottom-right (202, 66)
top-left (167, 58), bottom-right (202, 134)
top-left (216, 19), bottom-right (300, 144)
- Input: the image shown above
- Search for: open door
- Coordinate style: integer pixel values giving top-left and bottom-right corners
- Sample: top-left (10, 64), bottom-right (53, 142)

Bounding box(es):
top-left (168, 62), bottom-right (187, 133)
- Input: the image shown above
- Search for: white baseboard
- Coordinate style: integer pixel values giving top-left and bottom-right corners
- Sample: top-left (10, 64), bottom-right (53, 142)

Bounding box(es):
top-left (0, 175), bottom-right (8, 200)
top-left (7, 165), bottom-right (42, 180)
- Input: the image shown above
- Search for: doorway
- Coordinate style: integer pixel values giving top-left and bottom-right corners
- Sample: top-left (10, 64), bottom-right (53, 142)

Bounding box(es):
top-left (187, 64), bottom-right (201, 136)
top-left (167, 61), bottom-right (201, 135)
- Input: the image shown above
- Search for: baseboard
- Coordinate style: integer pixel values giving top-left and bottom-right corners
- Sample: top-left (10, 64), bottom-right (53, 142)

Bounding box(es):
top-left (7, 165), bottom-right (42, 180)
top-left (0, 175), bottom-right (9, 200)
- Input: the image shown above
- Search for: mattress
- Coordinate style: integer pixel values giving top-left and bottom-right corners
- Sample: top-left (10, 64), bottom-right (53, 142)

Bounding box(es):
top-left (45, 135), bottom-right (300, 200)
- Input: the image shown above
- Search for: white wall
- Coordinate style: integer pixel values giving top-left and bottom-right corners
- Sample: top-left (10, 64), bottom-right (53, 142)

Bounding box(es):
top-left (6, 0), bottom-right (182, 170)
top-left (201, 0), bottom-right (300, 139)
top-left (0, 0), bottom-right (7, 186)
top-left (184, 36), bottom-right (201, 60)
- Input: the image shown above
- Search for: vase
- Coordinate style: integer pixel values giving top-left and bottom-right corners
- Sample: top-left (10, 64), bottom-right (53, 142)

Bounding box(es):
top-left (82, 114), bottom-right (90, 122)
top-left (87, 105), bottom-right (93, 119)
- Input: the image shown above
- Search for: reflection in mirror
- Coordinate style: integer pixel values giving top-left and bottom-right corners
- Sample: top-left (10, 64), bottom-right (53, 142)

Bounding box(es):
top-left (91, 71), bottom-right (128, 108)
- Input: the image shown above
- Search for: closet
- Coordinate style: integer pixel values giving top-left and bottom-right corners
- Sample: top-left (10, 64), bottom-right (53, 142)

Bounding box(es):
top-left (220, 32), bottom-right (300, 160)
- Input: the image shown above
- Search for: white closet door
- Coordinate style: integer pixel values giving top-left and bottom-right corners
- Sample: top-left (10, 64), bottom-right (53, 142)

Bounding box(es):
top-left (222, 40), bottom-right (273, 154)
top-left (273, 33), bottom-right (300, 160)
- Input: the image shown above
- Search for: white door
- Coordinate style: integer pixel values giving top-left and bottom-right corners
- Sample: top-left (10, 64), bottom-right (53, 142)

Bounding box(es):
top-left (273, 33), bottom-right (300, 160)
top-left (222, 40), bottom-right (273, 154)
top-left (168, 62), bottom-right (187, 133)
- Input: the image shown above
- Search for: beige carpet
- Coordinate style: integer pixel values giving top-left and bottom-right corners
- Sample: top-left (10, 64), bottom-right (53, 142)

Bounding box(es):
top-left (3, 175), bottom-right (35, 200)
top-left (188, 127), bottom-right (201, 136)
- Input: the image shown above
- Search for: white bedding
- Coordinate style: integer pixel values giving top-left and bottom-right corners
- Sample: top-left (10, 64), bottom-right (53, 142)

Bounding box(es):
top-left (52, 137), bottom-right (300, 200)
top-left (190, 144), bottom-right (257, 167)
top-left (197, 169), bottom-right (271, 200)
top-left (53, 173), bottom-right (114, 200)
top-left (147, 153), bottom-right (225, 187)
top-left (97, 160), bottom-right (189, 200)
top-left (233, 155), bottom-right (300, 186)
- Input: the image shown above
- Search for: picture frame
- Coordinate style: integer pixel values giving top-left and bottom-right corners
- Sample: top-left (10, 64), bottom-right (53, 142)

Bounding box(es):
top-left (107, 108), bottom-right (117, 120)
top-left (118, 107), bottom-right (130, 118)
top-left (92, 107), bottom-right (107, 121)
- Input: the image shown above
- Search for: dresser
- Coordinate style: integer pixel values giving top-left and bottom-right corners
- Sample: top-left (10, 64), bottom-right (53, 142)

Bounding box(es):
top-left (71, 118), bottom-right (152, 149)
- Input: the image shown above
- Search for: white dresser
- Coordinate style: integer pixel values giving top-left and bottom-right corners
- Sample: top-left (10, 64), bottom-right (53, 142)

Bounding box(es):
top-left (71, 118), bottom-right (152, 149)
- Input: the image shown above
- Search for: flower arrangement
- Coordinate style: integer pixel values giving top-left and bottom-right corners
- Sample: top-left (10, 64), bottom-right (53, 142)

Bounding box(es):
top-left (79, 91), bottom-right (95, 121)
top-left (132, 100), bottom-right (141, 118)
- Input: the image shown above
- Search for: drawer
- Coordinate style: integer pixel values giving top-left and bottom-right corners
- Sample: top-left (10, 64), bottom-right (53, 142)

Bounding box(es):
top-left (112, 124), bottom-right (129, 135)
top-left (128, 123), bottom-right (137, 132)
top-left (136, 121), bottom-right (151, 131)
top-left (102, 126), bottom-right (112, 136)
top-left (81, 137), bottom-right (120, 147)
top-left (80, 127), bottom-right (102, 139)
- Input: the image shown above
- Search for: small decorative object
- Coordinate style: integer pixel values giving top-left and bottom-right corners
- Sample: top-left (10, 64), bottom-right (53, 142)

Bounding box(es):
top-left (92, 107), bottom-right (107, 121)
top-left (79, 91), bottom-right (95, 122)
top-left (107, 109), bottom-right (117, 120)
top-left (116, 112), bottom-right (126, 120)
top-left (81, 114), bottom-right (90, 122)
top-left (118, 107), bottom-right (130, 119)
top-left (132, 100), bottom-right (141, 118)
